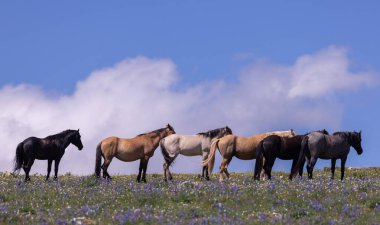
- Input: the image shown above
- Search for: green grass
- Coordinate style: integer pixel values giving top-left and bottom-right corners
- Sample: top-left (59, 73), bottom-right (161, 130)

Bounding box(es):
top-left (0, 167), bottom-right (379, 224)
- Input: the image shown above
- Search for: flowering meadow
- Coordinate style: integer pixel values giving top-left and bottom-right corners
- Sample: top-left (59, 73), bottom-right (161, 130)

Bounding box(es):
top-left (0, 168), bottom-right (379, 224)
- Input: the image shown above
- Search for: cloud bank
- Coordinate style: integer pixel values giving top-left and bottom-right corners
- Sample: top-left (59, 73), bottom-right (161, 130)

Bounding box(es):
top-left (0, 46), bottom-right (375, 176)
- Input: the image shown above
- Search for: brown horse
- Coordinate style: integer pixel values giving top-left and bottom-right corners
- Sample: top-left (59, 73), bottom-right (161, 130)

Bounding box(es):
top-left (95, 124), bottom-right (175, 182)
top-left (202, 130), bottom-right (296, 181)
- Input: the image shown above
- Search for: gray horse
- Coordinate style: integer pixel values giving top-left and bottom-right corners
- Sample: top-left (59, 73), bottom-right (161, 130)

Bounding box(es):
top-left (301, 131), bottom-right (363, 180)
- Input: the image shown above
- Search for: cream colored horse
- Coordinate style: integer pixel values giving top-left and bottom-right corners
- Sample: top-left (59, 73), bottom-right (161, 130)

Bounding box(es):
top-left (161, 127), bottom-right (232, 181)
top-left (203, 130), bottom-right (296, 181)
top-left (95, 124), bottom-right (175, 182)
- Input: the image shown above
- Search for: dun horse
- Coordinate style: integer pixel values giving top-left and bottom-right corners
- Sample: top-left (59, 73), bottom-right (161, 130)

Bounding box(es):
top-left (203, 130), bottom-right (296, 181)
top-left (254, 130), bottom-right (329, 180)
top-left (301, 131), bottom-right (363, 180)
top-left (160, 126), bottom-right (232, 181)
top-left (95, 124), bottom-right (175, 182)
top-left (14, 129), bottom-right (83, 182)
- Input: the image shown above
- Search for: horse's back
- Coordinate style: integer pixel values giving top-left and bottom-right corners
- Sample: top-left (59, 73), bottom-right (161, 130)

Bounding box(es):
top-left (164, 134), bottom-right (204, 155)
top-left (21, 137), bottom-right (41, 151)
top-left (99, 136), bottom-right (120, 157)
top-left (101, 136), bottom-right (146, 161)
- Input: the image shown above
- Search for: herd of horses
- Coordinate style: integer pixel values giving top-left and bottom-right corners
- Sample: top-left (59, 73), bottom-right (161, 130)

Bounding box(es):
top-left (13, 124), bottom-right (363, 183)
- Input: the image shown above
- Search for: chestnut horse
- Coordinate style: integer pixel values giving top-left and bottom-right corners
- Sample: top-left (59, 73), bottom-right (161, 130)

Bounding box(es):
top-left (95, 124), bottom-right (175, 182)
top-left (203, 130), bottom-right (296, 181)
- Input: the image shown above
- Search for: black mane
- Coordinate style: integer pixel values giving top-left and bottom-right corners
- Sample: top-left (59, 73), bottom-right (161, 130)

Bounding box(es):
top-left (332, 131), bottom-right (351, 138)
top-left (333, 131), bottom-right (359, 143)
top-left (45, 129), bottom-right (76, 140)
top-left (197, 128), bottom-right (225, 139)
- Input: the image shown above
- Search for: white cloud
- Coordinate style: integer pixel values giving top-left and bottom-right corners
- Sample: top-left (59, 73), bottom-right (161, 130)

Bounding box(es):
top-left (0, 47), bottom-right (376, 176)
top-left (288, 46), bottom-right (375, 98)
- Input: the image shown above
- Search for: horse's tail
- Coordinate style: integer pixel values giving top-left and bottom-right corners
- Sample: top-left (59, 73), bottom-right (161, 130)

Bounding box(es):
top-left (13, 142), bottom-right (24, 175)
top-left (95, 142), bottom-right (102, 178)
top-left (203, 139), bottom-right (219, 174)
top-left (292, 136), bottom-right (309, 177)
top-left (254, 140), bottom-right (265, 180)
top-left (301, 136), bottom-right (310, 163)
top-left (160, 138), bottom-right (172, 165)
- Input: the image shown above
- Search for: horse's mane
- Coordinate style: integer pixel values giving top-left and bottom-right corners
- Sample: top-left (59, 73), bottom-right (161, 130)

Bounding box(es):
top-left (45, 130), bottom-right (76, 140)
top-left (305, 129), bottom-right (329, 135)
top-left (137, 127), bottom-right (167, 137)
top-left (332, 131), bottom-right (351, 137)
top-left (333, 131), bottom-right (359, 140)
top-left (197, 127), bottom-right (226, 139)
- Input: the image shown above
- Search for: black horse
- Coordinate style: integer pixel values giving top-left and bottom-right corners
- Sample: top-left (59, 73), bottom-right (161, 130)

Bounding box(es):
top-left (254, 130), bottom-right (329, 180)
top-left (302, 131), bottom-right (363, 180)
top-left (14, 129), bottom-right (83, 182)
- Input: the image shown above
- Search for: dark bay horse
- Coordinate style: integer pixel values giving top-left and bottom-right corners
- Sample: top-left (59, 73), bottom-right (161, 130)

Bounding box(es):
top-left (160, 126), bottom-right (232, 181)
top-left (302, 131), bottom-right (363, 180)
top-left (254, 130), bottom-right (329, 180)
top-left (14, 129), bottom-right (83, 182)
top-left (95, 124), bottom-right (175, 182)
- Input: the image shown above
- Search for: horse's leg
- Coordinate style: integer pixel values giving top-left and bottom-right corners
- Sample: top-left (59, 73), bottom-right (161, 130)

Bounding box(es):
top-left (202, 152), bottom-right (210, 180)
top-left (298, 158), bottom-right (305, 178)
top-left (137, 159), bottom-right (144, 182)
top-left (24, 158), bottom-right (35, 182)
top-left (262, 157), bottom-right (270, 179)
top-left (253, 157), bottom-right (262, 181)
top-left (163, 163), bottom-right (168, 181)
top-left (331, 159), bottom-right (336, 180)
top-left (223, 157), bottom-right (233, 179)
top-left (219, 158), bottom-right (229, 182)
top-left (46, 159), bottom-right (52, 181)
top-left (101, 157), bottom-right (113, 180)
top-left (141, 157), bottom-right (150, 183)
top-left (307, 157), bottom-right (317, 179)
top-left (266, 157), bottom-right (276, 180)
top-left (260, 157), bottom-right (267, 180)
top-left (289, 159), bottom-right (298, 180)
top-left (340, 156), bottom-right (347, 180)
top-left (53, 158), bottom-right (61, 181)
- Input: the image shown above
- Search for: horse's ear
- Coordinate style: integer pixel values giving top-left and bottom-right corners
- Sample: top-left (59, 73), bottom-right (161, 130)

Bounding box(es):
top-left (77, 129), bottom-right (80, 132)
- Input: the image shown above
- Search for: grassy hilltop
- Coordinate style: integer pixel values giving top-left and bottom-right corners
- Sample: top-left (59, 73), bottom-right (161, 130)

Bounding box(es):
top-left (0, 168), bottom-right (379, 224)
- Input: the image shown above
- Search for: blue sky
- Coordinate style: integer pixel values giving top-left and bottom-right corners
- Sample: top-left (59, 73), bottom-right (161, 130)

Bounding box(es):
top-left (0, 1), bottom-right (379, 175)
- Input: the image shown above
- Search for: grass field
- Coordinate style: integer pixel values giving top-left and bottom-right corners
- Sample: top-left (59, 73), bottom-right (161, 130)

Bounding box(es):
top-left (0, 167), bottom-right (379, 224)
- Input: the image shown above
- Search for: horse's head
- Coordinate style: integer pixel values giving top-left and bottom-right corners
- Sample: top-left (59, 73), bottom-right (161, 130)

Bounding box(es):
top-left (319, 129), bottom-right (329, 135)
top-left (222, 126), bottom-right (233, 136)
top-left (166, 124), bottom-right (176, 136)
top-left (290, 129), bottom-right (297, 137)
top-left (71, 129), bottom-right (83, 150)
top-left (351, 131), bottom-right (363, 155)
